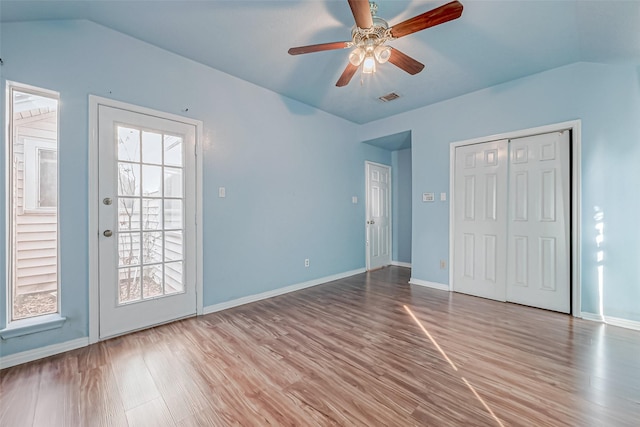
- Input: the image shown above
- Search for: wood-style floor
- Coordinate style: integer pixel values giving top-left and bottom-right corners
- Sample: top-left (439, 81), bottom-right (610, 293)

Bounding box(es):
top-left (1, 266), bottom-right (639, 426)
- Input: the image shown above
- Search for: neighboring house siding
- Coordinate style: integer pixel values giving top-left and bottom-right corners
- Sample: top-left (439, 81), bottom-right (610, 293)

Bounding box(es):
top-left (13, 109), bottom-right (57, 295)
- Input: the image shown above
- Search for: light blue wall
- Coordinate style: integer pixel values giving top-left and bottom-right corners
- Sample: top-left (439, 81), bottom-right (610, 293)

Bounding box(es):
top-left (391, 148), bottom-right (412, 264)
top-left (3, 20), bottom-right (640, 359)
top-left (358, 61), bottom-right (640, 322)
top-left (0, 20), bottom-right (391, 357)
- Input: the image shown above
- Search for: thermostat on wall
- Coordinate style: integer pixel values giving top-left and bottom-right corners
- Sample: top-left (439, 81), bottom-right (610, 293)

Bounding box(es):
top-left (422, 192), bottom-right (435, 202)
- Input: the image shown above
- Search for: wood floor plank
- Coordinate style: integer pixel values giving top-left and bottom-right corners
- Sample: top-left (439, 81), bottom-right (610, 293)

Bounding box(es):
top-left (142, 341), bottom-right (211, 423)
top-left (176, 405), bottom-right (242, 427)
top-left (76, 341), bottom-right (109, 373)
top-left (110, 353), bottom-right (161, 411)
top-left (0, 363), bottom-right (40, 427)
top-left (2, 266), bottom-right (640, 426)
top-left (77, 365), bottom-right (128, 427)
top-left (32, 355), bottom-right (81, 427)
top-left (125, 397), bottom-right (174, 427)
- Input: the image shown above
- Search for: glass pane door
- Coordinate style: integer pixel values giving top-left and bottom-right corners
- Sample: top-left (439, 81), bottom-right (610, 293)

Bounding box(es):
top-left (116, 127), bottom-right (185, 304)
top-left (98, 104), bottom-right (196, 339)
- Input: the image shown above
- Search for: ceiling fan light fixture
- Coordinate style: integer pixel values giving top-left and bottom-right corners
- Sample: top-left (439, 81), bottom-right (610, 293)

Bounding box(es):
top-left (288, 0), bottom-right (464, 87)
top-left (349, 47), bottom-right (365, 66)
top-left (362, 53), bottom-right (376, 74)
top-left (374, 45), bottom-right (391, 64)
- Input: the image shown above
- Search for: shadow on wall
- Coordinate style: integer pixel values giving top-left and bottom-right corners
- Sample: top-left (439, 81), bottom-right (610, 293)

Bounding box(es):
top-left (362, 130), bottom-right (411, 151)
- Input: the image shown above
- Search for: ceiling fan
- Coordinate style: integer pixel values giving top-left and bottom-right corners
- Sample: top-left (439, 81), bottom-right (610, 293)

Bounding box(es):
top-left (288, 0), bottom-right (464, 87)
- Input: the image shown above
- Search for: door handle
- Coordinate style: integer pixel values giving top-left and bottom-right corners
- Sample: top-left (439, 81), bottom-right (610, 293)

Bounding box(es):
top-left (103, 230), bottom-right (113, 237)
top-left (103, 197), bottom-right (112, 205)
top-left (370, 220), bottom-right (375, 224)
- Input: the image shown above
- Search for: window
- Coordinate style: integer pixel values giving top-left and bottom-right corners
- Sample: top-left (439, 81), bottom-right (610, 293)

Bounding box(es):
top-left (24, 138), bottom-right (58, 211)
top-left (7, 84), bottom-right (60, 322)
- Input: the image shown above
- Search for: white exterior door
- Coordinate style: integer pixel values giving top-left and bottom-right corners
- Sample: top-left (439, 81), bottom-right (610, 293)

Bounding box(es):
top-left (453, 140), bottom-right (508, 301)
top-left (98, 105), bottom-right (197, 339)
top-left (506, 131), bottom-right (570, 313)
top-left (366, 162), bottom-right (391, 271)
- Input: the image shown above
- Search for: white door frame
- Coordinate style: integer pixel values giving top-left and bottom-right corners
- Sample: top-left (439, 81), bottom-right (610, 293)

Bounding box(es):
top-left (365, 161), bottom-right (392, 271)
top-left (88, 96), bottom-right (204, 343)
top-left (449, 120), bottom-right (581, 316)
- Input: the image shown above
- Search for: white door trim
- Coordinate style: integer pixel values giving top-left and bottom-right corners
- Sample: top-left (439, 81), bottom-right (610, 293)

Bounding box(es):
top-left (449, 120), bottom-right (581, 316)
top-left (88, 96), bottom-right (204, 344)
top-left (365, 161), bottom-right (392, 271)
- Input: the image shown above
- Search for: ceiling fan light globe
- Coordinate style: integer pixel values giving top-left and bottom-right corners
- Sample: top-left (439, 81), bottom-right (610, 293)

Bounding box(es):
top-left (374, 45), bottom-right (391, 64)
top-left (362, 55), bottom-right (376, 74)
top-left (349, 48), bottom-right (365, 66)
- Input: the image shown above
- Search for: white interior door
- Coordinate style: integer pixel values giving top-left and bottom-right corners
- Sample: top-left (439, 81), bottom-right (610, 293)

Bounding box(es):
top-left (366, 162), bottom-right (391, 271)
top-left (453, 140), bottom-right (508, 300)
top-left (98, 105), bottom-right (197, 339)
top-left (506, 131), bottom-right (570, 313)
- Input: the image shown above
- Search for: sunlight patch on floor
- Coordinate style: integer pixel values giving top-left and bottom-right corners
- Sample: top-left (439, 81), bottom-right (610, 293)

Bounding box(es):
top-left (404, 304), bottom-right (505, 427)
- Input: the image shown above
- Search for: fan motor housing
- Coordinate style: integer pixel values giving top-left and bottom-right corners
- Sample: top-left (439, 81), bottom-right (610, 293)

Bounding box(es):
top-left (351, 17), bottom-right (391, 46)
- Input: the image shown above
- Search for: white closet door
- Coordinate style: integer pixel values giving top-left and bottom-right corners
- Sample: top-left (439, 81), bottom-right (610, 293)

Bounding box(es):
top-left (453, 140), bottom-right (508, 301)
top-left (506, 131), bottom-right (570, 313)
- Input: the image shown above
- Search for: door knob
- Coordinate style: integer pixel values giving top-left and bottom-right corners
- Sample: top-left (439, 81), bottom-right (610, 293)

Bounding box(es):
top-left (103, 197), bottom-right (112, 205)
top-left (370, 220), bottom-right (375, 224)
top-left (103, 230), bottom-right (113, 237)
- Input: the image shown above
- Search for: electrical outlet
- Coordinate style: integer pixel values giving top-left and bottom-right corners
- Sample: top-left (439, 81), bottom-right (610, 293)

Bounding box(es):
top-left (440, 260), bottom-right (447, 269)
top-left (305, 258), bottom-right (310, 268)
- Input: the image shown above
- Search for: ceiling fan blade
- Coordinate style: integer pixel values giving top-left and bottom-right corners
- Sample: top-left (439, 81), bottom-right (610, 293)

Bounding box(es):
top-left (348, 0), bottom-right (373, 29)
top-left (390, 0), bottom-right (463, 39)
top-left (336, 63), bottom-right (359, 87)
top-left (288, 41), bottom-right (351, 55)
top-left (388, 48), bottom-right (425, 75)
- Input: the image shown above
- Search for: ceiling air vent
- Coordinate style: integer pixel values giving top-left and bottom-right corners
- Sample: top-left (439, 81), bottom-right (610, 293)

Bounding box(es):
top-left (378, 92), bottom-right (400, 102)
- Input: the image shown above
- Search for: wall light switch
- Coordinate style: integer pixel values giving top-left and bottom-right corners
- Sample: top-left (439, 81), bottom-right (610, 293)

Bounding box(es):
top-left (218, 187), bottom-right (226, 198)
top-left (440, 192), bottom-right (447, 201)
top-left (422, 192), bottom-right (435, 202)
top-left (352, 196), bottom-right (358, 204)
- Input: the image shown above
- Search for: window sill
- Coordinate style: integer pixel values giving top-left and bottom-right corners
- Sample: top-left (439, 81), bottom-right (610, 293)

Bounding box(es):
top-left (0, 314), bottom-right (66, 339)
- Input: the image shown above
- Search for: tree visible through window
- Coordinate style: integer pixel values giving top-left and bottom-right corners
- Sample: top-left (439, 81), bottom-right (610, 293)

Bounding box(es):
top-left (8, 84), bottom-right (60, 321)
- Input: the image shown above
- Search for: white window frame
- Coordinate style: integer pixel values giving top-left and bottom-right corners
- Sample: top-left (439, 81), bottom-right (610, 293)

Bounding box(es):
top-left (1, 82), bottom-right (65, 338)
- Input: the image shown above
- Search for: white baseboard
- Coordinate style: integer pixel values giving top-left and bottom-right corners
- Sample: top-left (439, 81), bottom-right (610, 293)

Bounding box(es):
top-left (391, 261), bottom-right (412, 268)
top-left (409, 278), bottom-right (450, 291)
top-left (580, 312), bottom-right (604, 322)
top-left (0, 337), bottom-right (89, 370)
top-left (581, 312), bottom-right (640, 331)
top-left (203, 268), bottom-right (367, 315)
